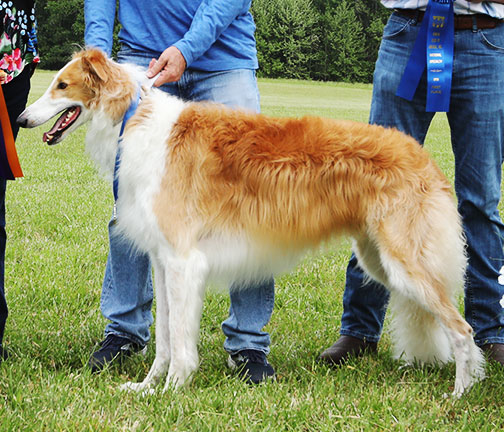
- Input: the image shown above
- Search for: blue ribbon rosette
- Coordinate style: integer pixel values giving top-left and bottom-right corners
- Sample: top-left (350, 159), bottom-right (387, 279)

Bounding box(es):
top-left (396, 0), bottom-right (455, 112)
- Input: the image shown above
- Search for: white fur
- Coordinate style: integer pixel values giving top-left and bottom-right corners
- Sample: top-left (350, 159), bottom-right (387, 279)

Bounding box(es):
top-left (197, 233), bottom-right (304, 289)
top-left (115, 91), bottom-right (186, 254)
top-left (85, 110), bottom-right (121, 180)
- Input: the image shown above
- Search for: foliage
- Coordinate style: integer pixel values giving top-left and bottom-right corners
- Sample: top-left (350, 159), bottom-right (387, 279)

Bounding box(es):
top-left (252, 0), bottom-right (320, 80)
top-left (353, 0), bottom-right (391, 81)
top-left (252, 0), bottom-right (388, 82)
top-left (36, 0), bottom-right (121, 70)
top-left (36, 0), bottom-right (85, 70)
top-left (319, 0), bottom-right (367, 82)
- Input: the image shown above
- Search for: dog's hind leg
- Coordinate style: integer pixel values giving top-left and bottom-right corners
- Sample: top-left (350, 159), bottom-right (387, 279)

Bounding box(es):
top-left (357, 234), bottom-right (484, 396)
top-left (163, 248), bottom-right (209, 390)
top-left (355, 194), bottom-right (484, 396)
top-left (120, 255), bottom-right (171, 393)
top-left (390, 285), bottom-right (484, 397)
top-left (353, 236), bottom-right (452, 364)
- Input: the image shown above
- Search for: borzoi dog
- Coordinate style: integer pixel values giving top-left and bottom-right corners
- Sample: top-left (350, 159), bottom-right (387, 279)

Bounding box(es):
top-left (17, 49), bottom-right (485, 396)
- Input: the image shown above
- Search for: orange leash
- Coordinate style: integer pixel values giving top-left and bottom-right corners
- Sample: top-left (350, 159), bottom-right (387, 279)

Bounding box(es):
top-left (0, 83), bottom-right (23, 178)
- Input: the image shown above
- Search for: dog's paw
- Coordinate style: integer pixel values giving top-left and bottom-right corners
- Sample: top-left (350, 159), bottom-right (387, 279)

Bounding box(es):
top-left (120, 381), bottom-right (149, 393)
top-left (452, 373), bottom-right (478, 399)
top-left (451, 388), bottom-right (464, 399)
top-left (120, 381), bottom-right (157, 397)
top-left (119, 381), bottom-right (137, 392)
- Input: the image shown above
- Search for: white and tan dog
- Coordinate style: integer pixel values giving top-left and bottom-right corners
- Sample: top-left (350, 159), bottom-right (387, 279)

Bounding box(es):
top-left (17, 49), bottom-right (485, 396)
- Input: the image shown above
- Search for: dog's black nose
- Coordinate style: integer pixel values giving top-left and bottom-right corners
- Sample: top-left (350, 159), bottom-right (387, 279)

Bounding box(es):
top-left (16, 114), bottom-right (28, 128)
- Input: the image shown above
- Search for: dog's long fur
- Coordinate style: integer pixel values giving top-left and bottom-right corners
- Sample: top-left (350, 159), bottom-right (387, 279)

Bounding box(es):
top-left (17, 49), bottom-right (485, 396)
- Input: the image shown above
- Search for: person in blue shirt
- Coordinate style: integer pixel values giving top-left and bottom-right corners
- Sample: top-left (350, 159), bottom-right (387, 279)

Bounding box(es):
top-left (84, 0), bottom-right (275, 384)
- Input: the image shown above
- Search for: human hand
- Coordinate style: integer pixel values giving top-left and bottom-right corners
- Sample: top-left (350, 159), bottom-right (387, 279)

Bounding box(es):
top-left (146, 46), bottom-right (187, 86)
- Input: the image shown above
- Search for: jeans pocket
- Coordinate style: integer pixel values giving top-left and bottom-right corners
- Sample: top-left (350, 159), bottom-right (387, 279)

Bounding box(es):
top-left (383, 13), bottom-right (413, 40)
top-left (479, 27), bottom-right (504, 53)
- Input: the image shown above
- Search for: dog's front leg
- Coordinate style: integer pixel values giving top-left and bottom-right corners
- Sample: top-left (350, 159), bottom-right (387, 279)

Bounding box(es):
top-left (120, 257), bottom-right (171, 394)
top-left (163, 249), bottom-right (208, 391)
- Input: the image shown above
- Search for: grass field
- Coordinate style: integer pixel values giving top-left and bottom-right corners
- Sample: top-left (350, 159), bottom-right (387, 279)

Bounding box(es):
top-left (0, 70), bottom-right (503, 431)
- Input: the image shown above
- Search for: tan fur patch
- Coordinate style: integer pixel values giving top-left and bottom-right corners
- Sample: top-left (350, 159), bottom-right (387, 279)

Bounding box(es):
top-left (153, 103), bottom-right (452, 252)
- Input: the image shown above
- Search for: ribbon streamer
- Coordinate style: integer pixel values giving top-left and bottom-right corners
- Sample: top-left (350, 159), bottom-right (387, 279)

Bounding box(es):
top-left (396, 0), bottom-right (455, 112)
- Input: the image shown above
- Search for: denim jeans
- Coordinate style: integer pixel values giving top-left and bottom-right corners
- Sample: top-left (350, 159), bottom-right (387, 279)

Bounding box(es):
top-left (101, 47), bottom-right (274, 354)
top-left (341, 12), bottom-right (504, 346)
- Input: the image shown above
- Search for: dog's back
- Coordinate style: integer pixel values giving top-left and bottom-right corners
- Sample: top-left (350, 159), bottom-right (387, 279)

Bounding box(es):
top-left (151, 102), bottom-right (451, 250)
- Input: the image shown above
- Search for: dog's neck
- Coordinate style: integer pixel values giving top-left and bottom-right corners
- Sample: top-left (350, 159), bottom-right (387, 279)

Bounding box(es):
top-left (85, 109), bottom-right (123, 181)
top-left (85, 63), bottom-right (149, 180)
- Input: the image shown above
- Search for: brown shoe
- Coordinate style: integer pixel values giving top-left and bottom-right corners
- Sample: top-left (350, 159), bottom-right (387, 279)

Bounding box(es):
top-left (319, 335), bottom-right (377, 366)
top-left (481, 343), bottom-right (504, 365)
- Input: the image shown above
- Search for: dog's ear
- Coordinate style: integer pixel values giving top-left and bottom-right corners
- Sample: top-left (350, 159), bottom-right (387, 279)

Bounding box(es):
top-left (80, 49), bottom-right (110, 85)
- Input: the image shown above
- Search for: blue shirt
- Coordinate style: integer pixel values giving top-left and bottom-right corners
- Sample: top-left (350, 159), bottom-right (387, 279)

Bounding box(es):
top-left (84, 0), bottom-right (258, 71)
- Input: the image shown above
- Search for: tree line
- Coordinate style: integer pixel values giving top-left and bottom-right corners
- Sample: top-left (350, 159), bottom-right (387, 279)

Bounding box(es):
top-left (36, 0), bottom-right (389, 83)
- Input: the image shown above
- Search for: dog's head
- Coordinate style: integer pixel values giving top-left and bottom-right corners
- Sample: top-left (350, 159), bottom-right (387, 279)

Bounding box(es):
top-left (17, 49), bottom-right (137, 145)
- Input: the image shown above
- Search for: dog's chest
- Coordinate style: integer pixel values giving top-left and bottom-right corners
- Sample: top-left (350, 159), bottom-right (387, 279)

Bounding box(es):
top-left (114, 130), bottom-right (170, 253)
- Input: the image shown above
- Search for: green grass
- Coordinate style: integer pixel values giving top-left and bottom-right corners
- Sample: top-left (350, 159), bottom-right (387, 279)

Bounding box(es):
top-left (0, 70), bottom-right (503, 431)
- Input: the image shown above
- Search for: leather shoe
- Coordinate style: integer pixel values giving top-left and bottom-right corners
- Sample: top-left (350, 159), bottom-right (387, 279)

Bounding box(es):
top-left (480, 343), bottom-right (504, 365)
top-left (319, 335), bottom-right (377, 366)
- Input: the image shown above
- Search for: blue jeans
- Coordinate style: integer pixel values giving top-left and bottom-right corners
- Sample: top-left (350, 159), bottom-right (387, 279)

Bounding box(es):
top-left (101, 47), bottom-right (274, 354)
top-left (341, 13), bottom-right (504, 346)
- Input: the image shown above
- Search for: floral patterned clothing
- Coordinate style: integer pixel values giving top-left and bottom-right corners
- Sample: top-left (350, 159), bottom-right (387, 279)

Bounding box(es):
top-left (0, 0), bottom-right (38, 84)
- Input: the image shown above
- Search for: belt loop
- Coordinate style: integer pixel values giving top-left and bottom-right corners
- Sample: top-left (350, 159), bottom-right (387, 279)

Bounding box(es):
top-left (472, 15), bottom-right (478, 32)
top-left (412, 9), bottom-right (420, 25)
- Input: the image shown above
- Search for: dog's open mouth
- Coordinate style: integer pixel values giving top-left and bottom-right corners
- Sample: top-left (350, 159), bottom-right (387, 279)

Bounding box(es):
top-left (43, 106), bottom-right (81, 145)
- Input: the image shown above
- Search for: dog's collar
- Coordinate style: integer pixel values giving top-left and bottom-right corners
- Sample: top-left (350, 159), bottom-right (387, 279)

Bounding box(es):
top-left (111, 75), bottom-right (157, 127)
top-left (112, 73), bottom-right (160, 219)
top-left (112, 86), bottom-right (141, 219)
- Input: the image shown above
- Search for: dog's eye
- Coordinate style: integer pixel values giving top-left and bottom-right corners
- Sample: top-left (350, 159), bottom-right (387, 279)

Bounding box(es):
top-left (57, 82), bottom-right (68, 90)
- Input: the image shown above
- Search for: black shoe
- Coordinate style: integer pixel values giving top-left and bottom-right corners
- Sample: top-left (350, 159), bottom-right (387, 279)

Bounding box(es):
top-left (319, 335), bottom-right (377, 366)
top-left (227, 349), bottom-right (275, 384)
top-left (88, 334), bottom-right (147, 373)
top-left (0, 345), bottom-right (8, 362)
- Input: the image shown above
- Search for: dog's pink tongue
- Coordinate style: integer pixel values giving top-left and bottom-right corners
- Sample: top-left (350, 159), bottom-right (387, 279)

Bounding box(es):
top-left (42, 111), bottom-right (67, 142)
